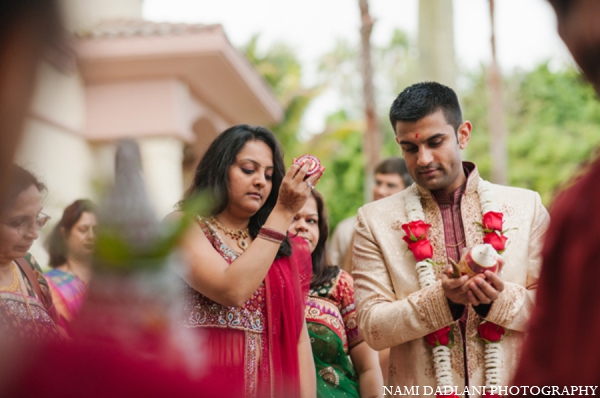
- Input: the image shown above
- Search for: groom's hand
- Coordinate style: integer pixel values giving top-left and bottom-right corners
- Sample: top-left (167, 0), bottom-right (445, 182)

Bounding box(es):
top-left (466, 263), bottom-right (505, 306)
top-left (441, 266), bottom-right (474, 305)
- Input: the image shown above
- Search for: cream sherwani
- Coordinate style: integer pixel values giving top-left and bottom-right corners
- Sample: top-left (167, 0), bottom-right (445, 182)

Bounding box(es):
top-left (352, 167), bottom-right (550, 396)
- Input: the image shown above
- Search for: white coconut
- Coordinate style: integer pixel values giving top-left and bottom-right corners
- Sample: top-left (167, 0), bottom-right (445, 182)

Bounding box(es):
top-left (471, 244), bottom-right (498, 267)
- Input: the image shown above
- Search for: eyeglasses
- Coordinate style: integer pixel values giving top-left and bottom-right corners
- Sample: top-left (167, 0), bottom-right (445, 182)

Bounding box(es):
top-left (1, 212), bottom-right (51, 236)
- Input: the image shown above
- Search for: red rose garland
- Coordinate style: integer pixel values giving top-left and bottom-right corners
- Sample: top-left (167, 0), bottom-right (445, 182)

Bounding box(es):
top-left (402, 180), bottom-right (509, 395)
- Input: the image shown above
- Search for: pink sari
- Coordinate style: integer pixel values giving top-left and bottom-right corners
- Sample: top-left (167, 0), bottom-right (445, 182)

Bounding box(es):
top-left (181, 219), bottom-right (311, 398)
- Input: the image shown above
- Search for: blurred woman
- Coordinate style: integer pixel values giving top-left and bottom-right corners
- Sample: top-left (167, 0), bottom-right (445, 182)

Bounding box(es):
top-left (0, 164), bottom-right (61, 340)
top-left (167, 124), bottom-right (322, 398)
top-left (45, 199), bottom-right (97, 334)
top-left (288, 190), bottom-right (383, 398)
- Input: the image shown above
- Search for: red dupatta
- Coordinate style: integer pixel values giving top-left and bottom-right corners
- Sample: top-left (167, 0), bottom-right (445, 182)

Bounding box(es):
top-left (265, 236), bottom-right (312, 398)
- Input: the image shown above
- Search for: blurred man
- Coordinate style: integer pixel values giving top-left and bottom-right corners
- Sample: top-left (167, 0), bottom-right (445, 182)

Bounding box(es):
top-left (513, 0), bottom-right (600, 387)
top-left (329, 157), bottom-right (412, 269)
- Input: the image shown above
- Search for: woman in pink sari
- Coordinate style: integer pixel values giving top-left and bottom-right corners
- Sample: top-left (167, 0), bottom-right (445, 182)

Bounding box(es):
top-left (166, 124), bottom-right (321, 398)
top-left (44, 199), bottom-right (96, 335)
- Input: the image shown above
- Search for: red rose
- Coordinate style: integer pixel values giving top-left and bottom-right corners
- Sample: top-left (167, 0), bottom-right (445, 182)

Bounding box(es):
top-left (483, 231), bottom-right (507, 252)
top-left (401, 220), bottom-right (431, 241)
top-left (424, 326), bottom-right (451, 347)
top-left (407, 239), bottom-right (434, 261)
top-left (477, 321), bottom-right (505, 343)
top-left (482, 211), bottom-right (503, 231)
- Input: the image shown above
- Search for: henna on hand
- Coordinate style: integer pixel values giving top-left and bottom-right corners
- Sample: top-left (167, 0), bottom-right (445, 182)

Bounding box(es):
top-left (278, 185), bottom-right (304, 211)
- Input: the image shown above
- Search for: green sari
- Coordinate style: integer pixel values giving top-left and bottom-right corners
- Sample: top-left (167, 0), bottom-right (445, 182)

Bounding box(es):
top-left (305, 270), bottom-right (361, 397)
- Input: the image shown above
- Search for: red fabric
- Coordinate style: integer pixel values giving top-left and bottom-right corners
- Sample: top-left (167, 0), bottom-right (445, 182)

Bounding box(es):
top-left (513, 157), bottom-right (600, 387)
top-left (266, 236), bottom-right (312, 398)
top-left (0, 339), bottom-right (230, 398)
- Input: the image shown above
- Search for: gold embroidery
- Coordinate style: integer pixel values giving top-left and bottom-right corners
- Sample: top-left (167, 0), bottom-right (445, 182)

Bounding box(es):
top-left (464, 310), bottom-right (485, 378)
top-left (391, 220), bottom-right (404, 232)
top-left (487, 285), bottom-right (526, 325)
top-left (245, 332), bottom-right (259, 398)
top-left (371, 323), bottom-right (382, 342)
top-left (319, 366), bottom-right (340, 386)
top-left (461, 190), bottom-right (484, 250)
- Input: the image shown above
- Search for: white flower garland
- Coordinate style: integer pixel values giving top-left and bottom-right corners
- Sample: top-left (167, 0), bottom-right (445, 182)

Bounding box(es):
top-left (405, 179), bottom-right (503, 390)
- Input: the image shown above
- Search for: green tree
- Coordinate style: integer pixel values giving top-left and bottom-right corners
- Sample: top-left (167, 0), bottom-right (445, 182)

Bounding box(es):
top-left (463, 63), bottom-right (600, 205)
top-left (242, 35), bottom-right (321, 154)
top-left (313, 29), bottom-right (417, 230)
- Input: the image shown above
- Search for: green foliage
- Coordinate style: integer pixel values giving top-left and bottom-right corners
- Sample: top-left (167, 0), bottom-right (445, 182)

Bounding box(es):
top-left (302, 111), bottom-right (366, 228)
top-left (242, 35), bottom-right (321, 153)
top-left (463, 63), bottom-right (600, 205)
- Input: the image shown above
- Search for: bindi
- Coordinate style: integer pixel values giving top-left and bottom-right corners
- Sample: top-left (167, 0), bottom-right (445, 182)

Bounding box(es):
top-left (415, 133), bottom-right (419, 138)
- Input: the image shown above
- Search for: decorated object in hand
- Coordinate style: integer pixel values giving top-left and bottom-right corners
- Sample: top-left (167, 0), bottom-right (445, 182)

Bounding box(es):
top-left (294, 154), bottom-right (321, 180)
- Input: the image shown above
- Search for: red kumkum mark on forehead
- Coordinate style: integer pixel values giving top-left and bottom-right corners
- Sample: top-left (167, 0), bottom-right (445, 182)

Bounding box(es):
top-left (415, 133), bottom-right (419, 138)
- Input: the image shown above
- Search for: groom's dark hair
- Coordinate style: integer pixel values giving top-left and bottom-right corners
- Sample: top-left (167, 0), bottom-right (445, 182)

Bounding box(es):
top-left (389, 81), bottom-right (463, 133)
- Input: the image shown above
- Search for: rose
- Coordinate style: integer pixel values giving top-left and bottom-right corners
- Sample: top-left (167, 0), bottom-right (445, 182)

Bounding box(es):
top-left (401, 220), bottom-right (431, 242)
top-left (424, 326), bottom-right (451, 347)
top-left (483, 231), bottom-right (508, 252)
top-left (405, 239), bottom-right (434, 262)
top-left (477, 321), bottom-right (505, 343)
top-left (482, 211), bottom-right (503, 231)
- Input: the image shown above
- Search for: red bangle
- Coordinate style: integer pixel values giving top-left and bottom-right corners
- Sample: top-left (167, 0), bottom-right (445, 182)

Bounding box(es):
top-left (258, 227), bottom-right (286, 244)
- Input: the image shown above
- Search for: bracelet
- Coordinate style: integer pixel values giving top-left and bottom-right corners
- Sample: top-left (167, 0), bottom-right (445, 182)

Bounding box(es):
top-left (257, 226), bottom-right (286, 244)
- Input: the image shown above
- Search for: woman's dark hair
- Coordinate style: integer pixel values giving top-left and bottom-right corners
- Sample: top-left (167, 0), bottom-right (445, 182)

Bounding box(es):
top-left (308, 189), bottom-right (339, 289)
top-left (1, 164), bottom-right (47, 213)
top-left (46, 199), bottom-right (97, 268)
top-left (182, 124), bottom-right (291, 257)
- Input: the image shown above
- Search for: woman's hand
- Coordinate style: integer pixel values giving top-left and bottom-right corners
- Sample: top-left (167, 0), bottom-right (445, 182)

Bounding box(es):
top-left (276, 160), bottom-right (324, 216)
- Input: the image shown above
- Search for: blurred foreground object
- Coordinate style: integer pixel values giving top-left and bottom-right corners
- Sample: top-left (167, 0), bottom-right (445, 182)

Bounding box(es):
top-left (0, 0), bottom-right (63, 196)
top-left (513, 0), bottom-right (600, 387)
top-left (1, 140), bottom-right (232, 397)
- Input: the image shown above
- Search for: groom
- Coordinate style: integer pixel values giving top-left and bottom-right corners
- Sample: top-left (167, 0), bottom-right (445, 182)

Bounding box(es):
top-left (352, 82), bottom-right (550, 395)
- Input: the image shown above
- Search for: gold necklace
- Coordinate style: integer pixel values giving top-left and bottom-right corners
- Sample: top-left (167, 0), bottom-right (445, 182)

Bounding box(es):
top-left (0, 264), bottom-right (20, 292)
top-left (209, 217), bottom-right (250, 252)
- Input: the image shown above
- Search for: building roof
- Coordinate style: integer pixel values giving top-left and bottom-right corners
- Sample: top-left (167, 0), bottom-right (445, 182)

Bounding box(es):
top-left (76, 19), bottom-right (220, 40)
top-left (76, 19), bottom-right (284, 128)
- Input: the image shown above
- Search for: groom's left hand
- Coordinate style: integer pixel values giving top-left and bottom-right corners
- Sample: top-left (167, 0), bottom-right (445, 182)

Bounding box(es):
top-left (466, 258), bottom-right (505, 305)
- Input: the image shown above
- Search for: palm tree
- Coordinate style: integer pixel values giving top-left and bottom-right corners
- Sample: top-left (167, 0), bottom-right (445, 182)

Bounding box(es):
top-left (358, 0), bottom-right (382, 202)
top-left (486, 0), bottom-right (508, 184)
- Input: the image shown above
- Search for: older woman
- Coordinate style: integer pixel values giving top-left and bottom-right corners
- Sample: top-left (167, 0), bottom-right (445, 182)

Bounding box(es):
top-left (288, 190), bottom-right (383, 398)
top-left (167, 124), bottom-right (322, 398)
top-left (45, 199), bottom-right (97, 334)
top-left (0, 164), bottom-right (61, 341)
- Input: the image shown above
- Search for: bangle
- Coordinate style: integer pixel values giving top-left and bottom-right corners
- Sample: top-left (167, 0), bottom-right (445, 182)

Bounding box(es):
top-left (258, 226), bottom-right (286, 244)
